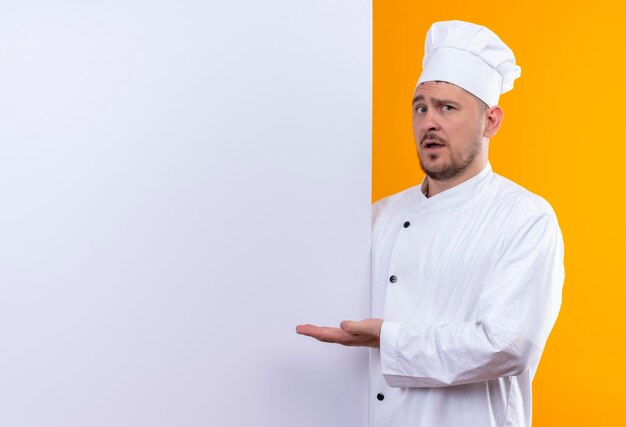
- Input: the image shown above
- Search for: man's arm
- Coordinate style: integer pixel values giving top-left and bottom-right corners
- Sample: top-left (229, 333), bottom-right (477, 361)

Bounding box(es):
top-left (379, 202), bottom-right (564, 387)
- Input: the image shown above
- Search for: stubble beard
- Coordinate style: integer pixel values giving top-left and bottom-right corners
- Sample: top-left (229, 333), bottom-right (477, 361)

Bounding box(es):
top-left (418, 133), bottom-right (483, 181)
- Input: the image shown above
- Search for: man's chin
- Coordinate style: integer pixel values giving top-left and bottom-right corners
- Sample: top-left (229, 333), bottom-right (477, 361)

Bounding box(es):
top-left (420, 161), bottom-right (462, 181)
top-left (420, 159), bottom-right (446, 177)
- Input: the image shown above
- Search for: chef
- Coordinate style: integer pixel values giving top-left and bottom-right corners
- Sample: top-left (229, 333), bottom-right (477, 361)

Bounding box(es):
top-left (296, 20), bottom-right (564, 427)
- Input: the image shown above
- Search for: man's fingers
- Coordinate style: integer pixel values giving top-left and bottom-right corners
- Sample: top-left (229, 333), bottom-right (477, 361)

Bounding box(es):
top-left (296, 324), bottom-right (370, 345)
top-left (296, 324), bottom-right (328, 338)
top-left (296, 324), bottom-right (350, 343)
top-left (295, 324), bottom-right (313, 335)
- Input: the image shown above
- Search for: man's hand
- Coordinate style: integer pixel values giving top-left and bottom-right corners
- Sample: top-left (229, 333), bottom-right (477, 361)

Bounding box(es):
top-left (295, 318), bottom-right (383, 348)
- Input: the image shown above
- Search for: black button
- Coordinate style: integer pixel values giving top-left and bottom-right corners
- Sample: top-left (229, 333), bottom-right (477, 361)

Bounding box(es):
top-left (403, 221), bottom-right (410, 228)
top-left (377, 393), bottom-right (384, 401)
top-left (389, 275), bottom-right (397, 283)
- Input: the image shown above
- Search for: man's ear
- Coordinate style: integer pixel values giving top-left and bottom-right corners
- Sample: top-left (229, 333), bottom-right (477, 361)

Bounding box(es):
top-left (483, 106), bottom-right (504, 138)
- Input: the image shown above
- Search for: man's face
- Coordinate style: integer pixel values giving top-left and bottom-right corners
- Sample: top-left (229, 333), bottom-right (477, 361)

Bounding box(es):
top-left (412, 81), bottom-right (487, 181)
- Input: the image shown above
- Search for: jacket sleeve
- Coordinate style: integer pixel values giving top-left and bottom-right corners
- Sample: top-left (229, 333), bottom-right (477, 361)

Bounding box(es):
top-left (379, 201), bottom-right (565, 388)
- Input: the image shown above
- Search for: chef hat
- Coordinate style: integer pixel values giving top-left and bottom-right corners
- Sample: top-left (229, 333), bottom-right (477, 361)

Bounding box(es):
top-left (417, 20), bottom-right (521, 107)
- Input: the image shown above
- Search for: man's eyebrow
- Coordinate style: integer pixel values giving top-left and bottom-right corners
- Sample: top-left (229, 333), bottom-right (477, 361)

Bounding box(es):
top-left (412, 95), bottom-right (460, 106)
top-left (434, 98), bottom-right (460, 106)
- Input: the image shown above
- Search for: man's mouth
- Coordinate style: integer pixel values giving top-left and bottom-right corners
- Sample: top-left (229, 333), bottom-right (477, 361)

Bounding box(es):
top-left (423, 140), bottom-right (445, 149)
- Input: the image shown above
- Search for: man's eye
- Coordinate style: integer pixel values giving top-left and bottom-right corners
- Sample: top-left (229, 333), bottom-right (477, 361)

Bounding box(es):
top-left (415, 106), bottom-right (426, 113)
top-left (442, 105), bottom-right (455, 111)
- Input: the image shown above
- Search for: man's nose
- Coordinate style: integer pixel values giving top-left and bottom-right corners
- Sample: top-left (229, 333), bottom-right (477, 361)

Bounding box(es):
top-left (421, 109), bottom-right (440, 132)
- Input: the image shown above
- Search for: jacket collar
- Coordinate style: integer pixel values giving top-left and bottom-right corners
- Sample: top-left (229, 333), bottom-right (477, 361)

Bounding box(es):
top-left (415, 162), bottom-right (493, 212)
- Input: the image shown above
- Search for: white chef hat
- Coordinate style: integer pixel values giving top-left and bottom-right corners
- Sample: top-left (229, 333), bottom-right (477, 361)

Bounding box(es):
top-left (417, 20), bottom-right (521, 107)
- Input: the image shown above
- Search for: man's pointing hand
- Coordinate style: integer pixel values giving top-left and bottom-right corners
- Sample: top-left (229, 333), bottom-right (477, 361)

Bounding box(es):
top-left (296, 318), bottom-right (383, 348)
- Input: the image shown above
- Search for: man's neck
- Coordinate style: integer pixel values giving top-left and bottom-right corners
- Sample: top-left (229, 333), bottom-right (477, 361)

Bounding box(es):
top-left (423, 161), bottom-right (488, 198)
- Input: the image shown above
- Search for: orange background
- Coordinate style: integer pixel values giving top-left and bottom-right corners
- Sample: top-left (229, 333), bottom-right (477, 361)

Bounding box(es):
top-left (373, 1), bottom-right (626, 425)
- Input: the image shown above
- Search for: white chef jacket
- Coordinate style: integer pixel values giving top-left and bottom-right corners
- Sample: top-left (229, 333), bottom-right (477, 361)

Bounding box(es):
top-left (369, 162), bottom-right (564, 427)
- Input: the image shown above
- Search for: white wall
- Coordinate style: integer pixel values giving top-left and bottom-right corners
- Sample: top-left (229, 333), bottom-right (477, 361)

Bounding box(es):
top-left (0, 1), bottom-right (371, 426)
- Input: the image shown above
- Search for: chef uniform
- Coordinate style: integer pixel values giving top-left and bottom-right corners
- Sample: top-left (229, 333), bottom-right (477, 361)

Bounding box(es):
top-left (368, 21), bottom-right (565, 427)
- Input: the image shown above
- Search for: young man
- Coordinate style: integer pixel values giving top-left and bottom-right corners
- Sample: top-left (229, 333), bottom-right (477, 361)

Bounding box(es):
top-left (297, 20), bottom-right (564, 427)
